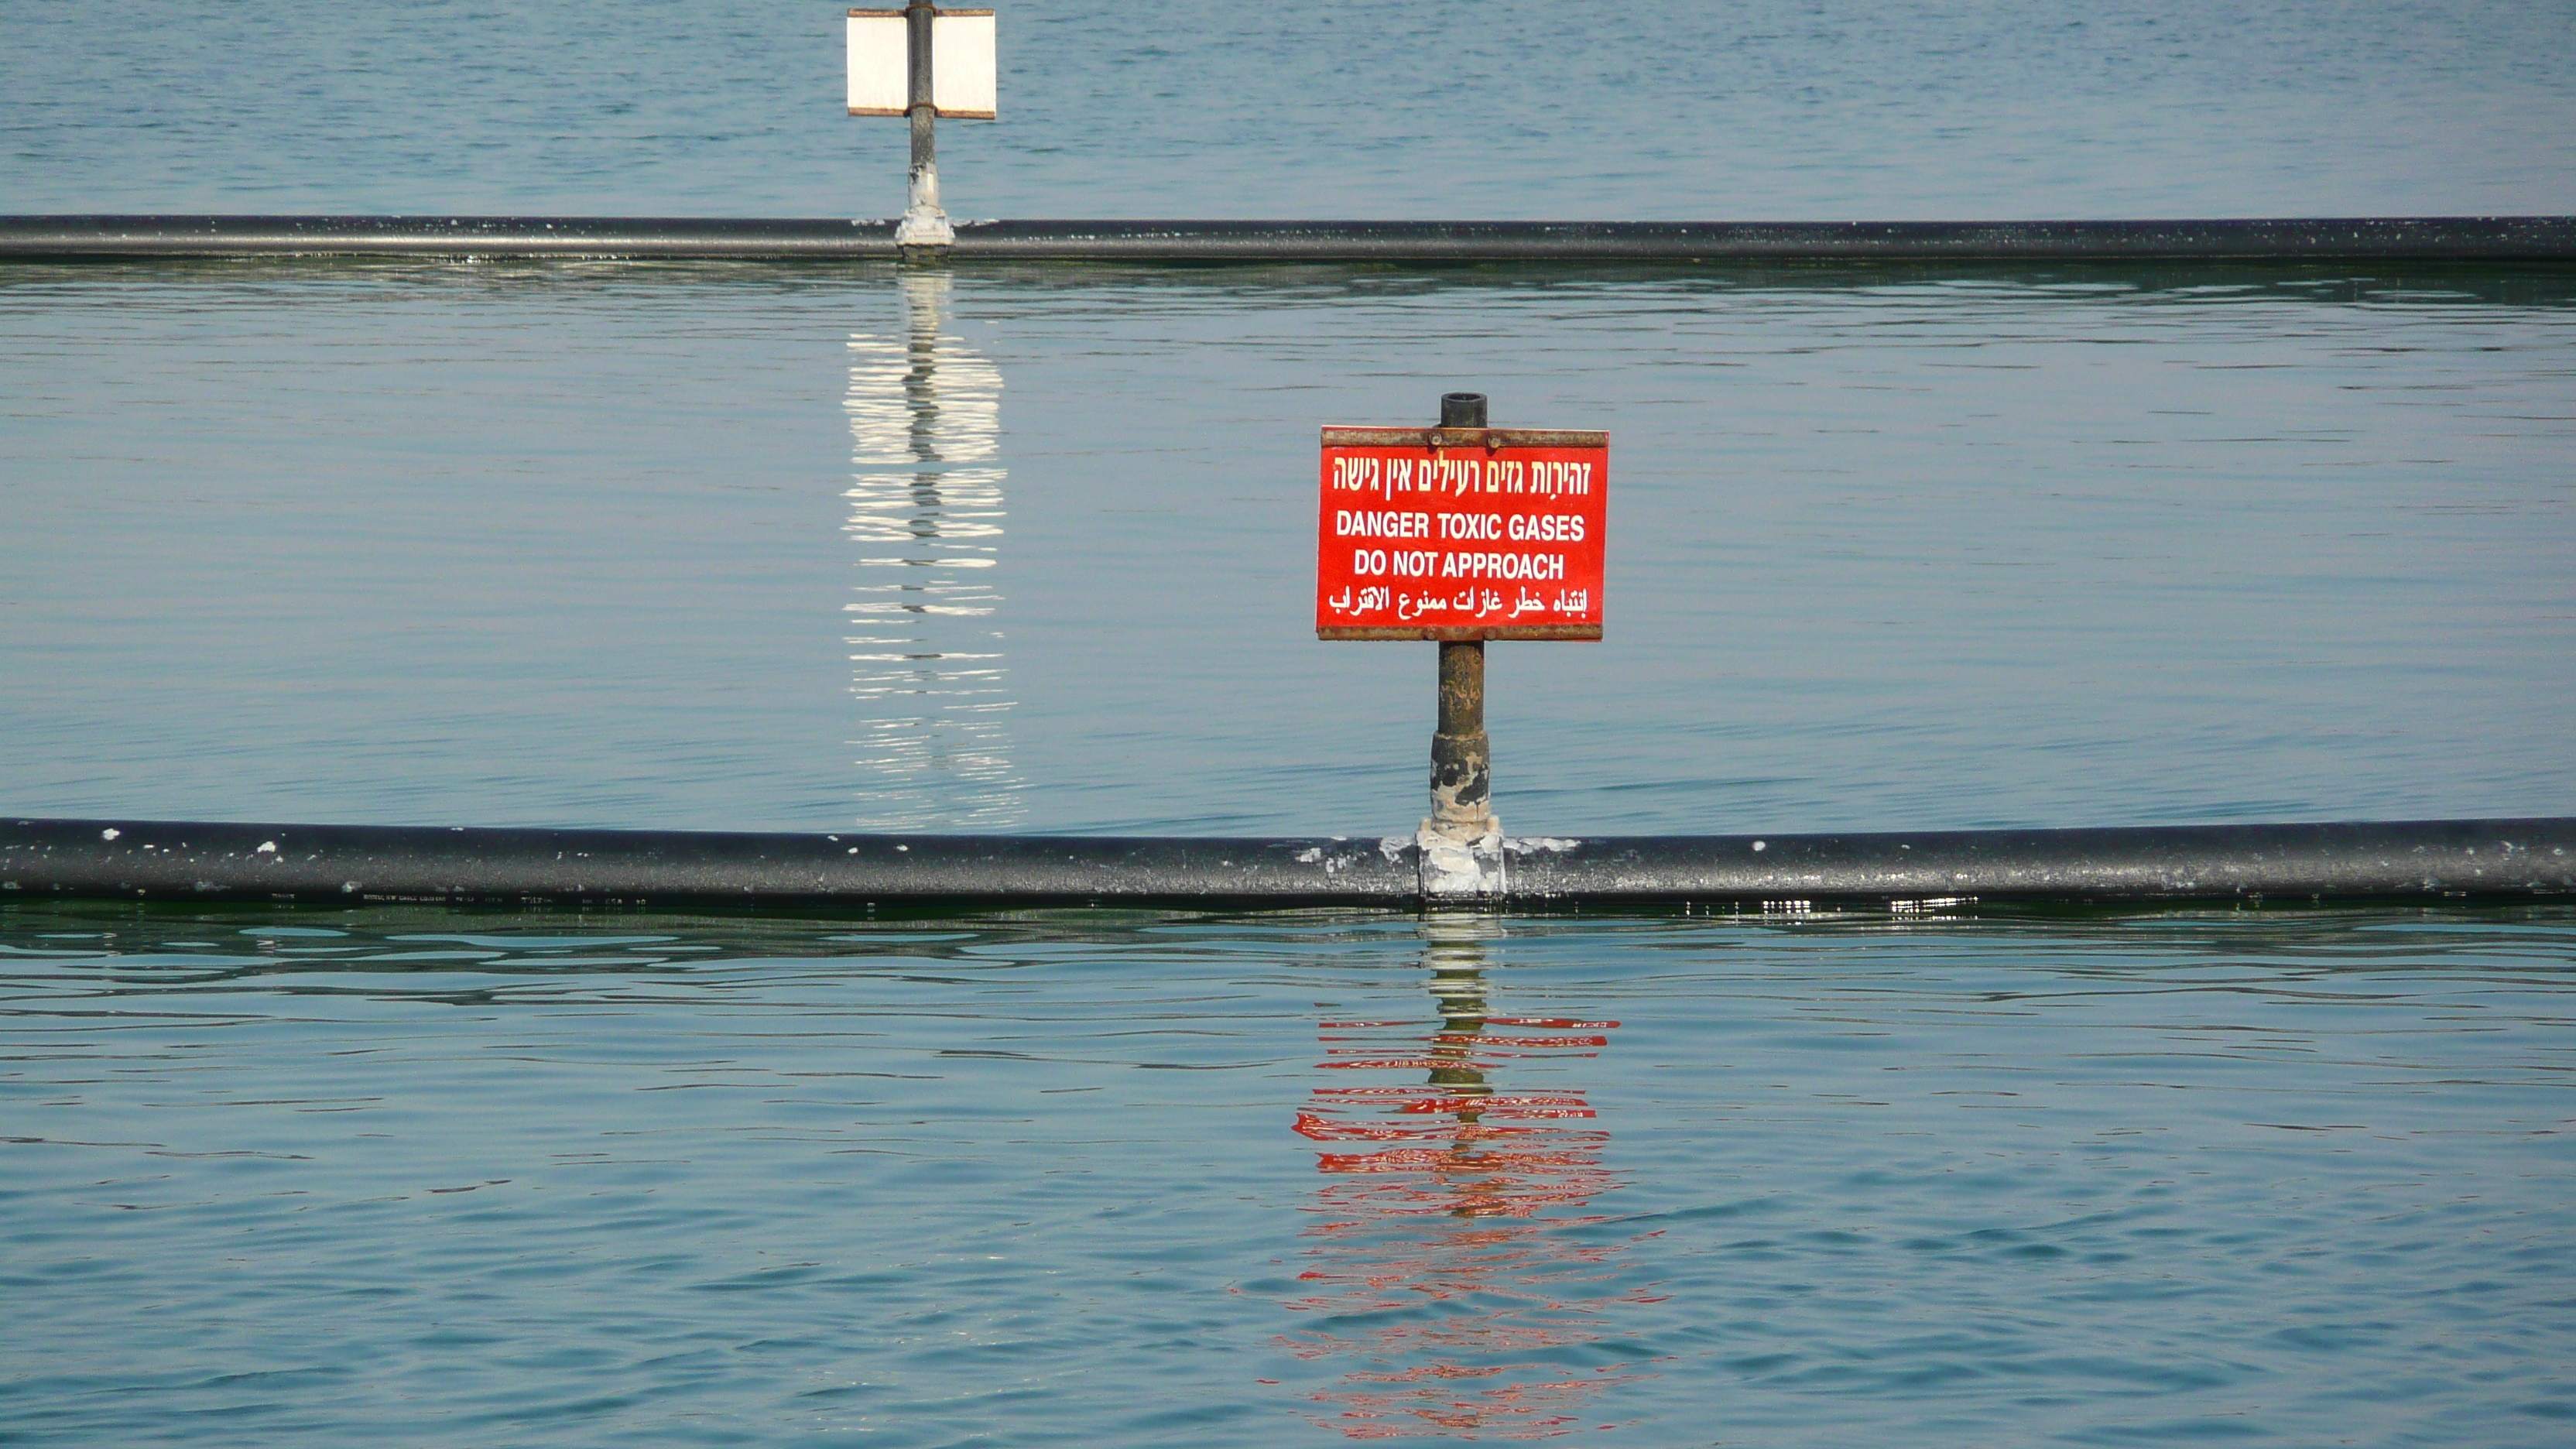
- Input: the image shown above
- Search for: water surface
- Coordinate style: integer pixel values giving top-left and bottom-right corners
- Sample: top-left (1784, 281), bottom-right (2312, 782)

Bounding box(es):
top-left (6, 6), bottom-right (2574, 1443)
top-left (5, 262), bottom-right (2571, 836)
top-left (6, 0), bottom-right (2574, 219)
top-left (5, 901), bottom-right (2571, 1444)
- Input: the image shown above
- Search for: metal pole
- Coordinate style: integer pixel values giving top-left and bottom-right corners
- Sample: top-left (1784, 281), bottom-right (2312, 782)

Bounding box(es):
top-left (1427, 390), bottom-right (1497, 844)
top-left (896, 0), bottom-right (954, 250)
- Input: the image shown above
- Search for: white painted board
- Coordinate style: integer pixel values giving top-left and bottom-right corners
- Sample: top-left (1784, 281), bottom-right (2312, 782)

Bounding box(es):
top-left (929, 13), bottom-right (996, 119)
top-left (847, 10), bottom-right (997, 119)
top-left (846, 12), bottom-right (908, 115)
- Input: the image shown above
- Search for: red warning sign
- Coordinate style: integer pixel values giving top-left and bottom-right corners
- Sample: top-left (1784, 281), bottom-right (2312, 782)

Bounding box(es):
top-left (1316, 426), bottom-right (1608, 640)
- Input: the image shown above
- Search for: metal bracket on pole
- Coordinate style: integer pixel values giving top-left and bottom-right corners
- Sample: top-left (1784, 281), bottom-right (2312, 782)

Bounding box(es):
top-left (896, 0), bottom-right (954, 253)
top-left (1418, 390), bottom-right (1506, 901)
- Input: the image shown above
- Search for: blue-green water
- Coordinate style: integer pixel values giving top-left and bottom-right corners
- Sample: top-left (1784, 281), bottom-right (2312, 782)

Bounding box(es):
top-left (5, 264), bottom-right (2570, 835)
top-left (6, 2), bottom-right (2576, 1444)
top-left (7, 0), bottom-right (2574, 219)
top-left (4, 905), bottom-right (2573, 1446)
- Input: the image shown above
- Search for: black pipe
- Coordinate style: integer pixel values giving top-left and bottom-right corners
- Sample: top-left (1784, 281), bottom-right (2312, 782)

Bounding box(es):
top-left (3, 216), bottom-right (2572, 263)
top-left (6, 817), bottom-right (2571, 911)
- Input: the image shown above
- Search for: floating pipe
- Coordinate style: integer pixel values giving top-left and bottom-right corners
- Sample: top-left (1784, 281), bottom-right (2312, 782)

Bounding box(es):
top-left (2, 216), bottom-right (2573, 263)
top-left (5, 817), bottom-right (2571, 911)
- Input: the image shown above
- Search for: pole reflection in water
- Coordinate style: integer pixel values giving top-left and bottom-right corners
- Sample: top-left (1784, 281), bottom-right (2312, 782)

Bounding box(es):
top-left (841, 272), bottom-right (1023, 829)
top-left (1286, 920), bottom-right (1659, 1439)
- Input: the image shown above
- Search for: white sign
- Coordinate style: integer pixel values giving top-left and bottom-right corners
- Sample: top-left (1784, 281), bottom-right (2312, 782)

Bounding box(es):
top-left (847, 9), bottom-right (998, 119)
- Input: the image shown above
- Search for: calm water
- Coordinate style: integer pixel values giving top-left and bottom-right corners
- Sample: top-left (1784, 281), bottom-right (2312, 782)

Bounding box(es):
top-left (3, 903), bottom-right (2573, 1446)
top-left (3, 263), bottom-right (2571, 835)
top-left (8, 2), bottom-right (2576, 1444)
top-left (5, 0), bottom-right (2574, 218)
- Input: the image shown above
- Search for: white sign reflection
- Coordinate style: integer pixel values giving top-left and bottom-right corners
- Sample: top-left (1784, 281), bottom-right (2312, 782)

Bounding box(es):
top-left (842, 272), bottom-right (1023, 829)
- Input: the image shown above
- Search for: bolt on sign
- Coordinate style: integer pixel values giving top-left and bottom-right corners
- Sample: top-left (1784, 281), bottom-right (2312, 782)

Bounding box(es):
top-left (1316, 426), bottom-right (1609, 640)
top-left (846, 8), bottom-right (997, 118)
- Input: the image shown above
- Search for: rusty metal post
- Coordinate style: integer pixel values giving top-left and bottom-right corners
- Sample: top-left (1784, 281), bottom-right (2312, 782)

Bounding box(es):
top-left (1425, 391), bottom-right (1499, 855)
top-left (896, 0), bottom-right (954, 251)
top-left (1430, 632), bottom-right (1491, 834)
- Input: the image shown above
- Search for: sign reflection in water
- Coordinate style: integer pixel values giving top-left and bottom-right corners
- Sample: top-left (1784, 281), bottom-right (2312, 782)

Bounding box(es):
top-left (842, 272), bottom-right (1023, 828)
top-left (1286, 920), bottom-right (1659, 1438)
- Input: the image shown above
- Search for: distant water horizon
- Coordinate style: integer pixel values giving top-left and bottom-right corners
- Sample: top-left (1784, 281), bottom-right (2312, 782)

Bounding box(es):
top-left (6, 1), bottom-right (2572, 221)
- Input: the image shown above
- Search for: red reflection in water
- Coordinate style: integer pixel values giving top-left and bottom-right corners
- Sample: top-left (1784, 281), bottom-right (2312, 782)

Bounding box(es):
top-left (1282, 944), bottom-right (1660, 1439)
